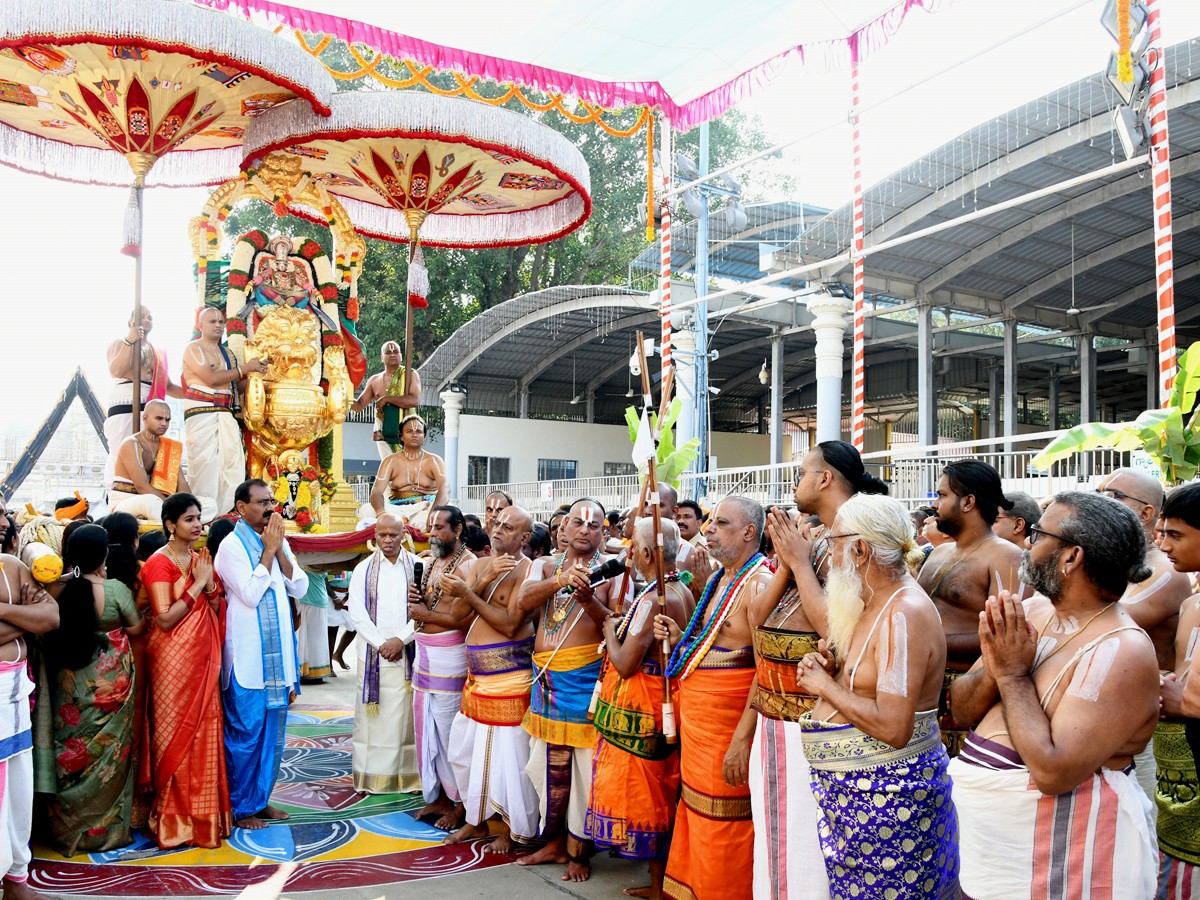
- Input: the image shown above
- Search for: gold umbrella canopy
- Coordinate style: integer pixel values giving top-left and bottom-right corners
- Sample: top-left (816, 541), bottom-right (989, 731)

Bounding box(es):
top-left (0, 0), bottom-right (334, 189)
top-left (241, 90), bottom-right (591, 249)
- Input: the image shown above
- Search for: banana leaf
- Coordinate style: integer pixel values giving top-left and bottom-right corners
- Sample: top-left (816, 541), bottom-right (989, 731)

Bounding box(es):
top-left (1030, 422), bottom-right (1150, 472)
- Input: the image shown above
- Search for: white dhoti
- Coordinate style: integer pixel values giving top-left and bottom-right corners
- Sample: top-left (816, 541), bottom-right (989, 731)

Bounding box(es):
top-left (525, 737), bottom-right (593, 850)
top-left (108, 483), bottom-right (217, 524)
top-left (1133, 736), bottom-right (1159, 833)
top-left (0, 660), bottom-right (34, 885)
top-left (183, 400), bottom-right (244, 517)
top-left (297, 603), bottom-right (332, 679)
top-left (750, 715), bottom-right (829, 900)
top-left (413, 631), bottom-right (467, 804)
top-left (449, 639), bottom-right (538, 842)
top-left (951, 741), bottom-right (1156, 899)
top-left (352, 665), bottom-right (419, 793)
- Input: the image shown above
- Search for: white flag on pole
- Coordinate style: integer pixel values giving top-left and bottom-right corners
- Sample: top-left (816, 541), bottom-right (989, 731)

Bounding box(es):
top-left (632, 408), bottom-right (655, 467)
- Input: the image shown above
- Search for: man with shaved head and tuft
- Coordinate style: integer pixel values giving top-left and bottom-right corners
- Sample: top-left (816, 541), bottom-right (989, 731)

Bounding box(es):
top-left (351, 340), bottom-right (421, 458)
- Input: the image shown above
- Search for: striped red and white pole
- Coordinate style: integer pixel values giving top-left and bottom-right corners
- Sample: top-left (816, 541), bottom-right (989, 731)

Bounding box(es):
top-left (660, 204), bottom-right (672, 376)
top-left (1146, 0), bottom-right (1176, 404)
top-left (850, 56), bottom-right (866, 450)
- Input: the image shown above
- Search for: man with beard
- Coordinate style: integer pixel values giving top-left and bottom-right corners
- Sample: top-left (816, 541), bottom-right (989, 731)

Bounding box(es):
top-left (919, 459), bottom-right (1023, 756)
top-left (654, 497), bottom-right (773, 900)
top-left (949, 492), bottom-right (1159, 899)
top-left (793, 494), bottom-right (959, 899)
top-left (346, 513), bottom-right (420, 794)
top-left (1154, 482), bottom-right (1200, 889)
top-left (586, 518), bottom-right (691, 899)
top-left (404, 506), bottom-right (476, 828)
top-left (515, 498), bottom-right (626, 883)
top-left (441, 506), bottom-right (540, 852)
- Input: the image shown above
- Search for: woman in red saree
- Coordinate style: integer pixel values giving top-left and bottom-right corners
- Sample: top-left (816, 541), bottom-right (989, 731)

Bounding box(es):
top-left (141, 492), bottom-right (232, 849)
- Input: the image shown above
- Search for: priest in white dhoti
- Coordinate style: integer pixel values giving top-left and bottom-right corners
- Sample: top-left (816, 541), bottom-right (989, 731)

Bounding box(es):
top-left (181, 307), bottom-right (266, 516)
top-left (347, 513), bottom-right (420, 793)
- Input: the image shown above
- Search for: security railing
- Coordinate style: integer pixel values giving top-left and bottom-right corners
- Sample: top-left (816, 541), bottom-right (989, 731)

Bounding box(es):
top-left (443, 428), bottom-right (1131, 518)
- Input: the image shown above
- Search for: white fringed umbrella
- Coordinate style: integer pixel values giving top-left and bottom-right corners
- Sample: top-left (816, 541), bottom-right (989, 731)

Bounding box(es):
top-left (241, 89), bottom-right (592, 394)
top-left (0, 0), bottom-right (334, 418)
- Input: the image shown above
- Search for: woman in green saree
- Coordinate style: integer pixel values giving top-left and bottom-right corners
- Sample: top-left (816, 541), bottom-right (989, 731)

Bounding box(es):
top-left (44, 524), bottom-right (145, 856)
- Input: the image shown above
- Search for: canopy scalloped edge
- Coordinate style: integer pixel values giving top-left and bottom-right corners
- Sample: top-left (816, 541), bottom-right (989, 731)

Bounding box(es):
top-left (197, 0), bottom-right (937, 130)
top-left (244, 90), bottom-right (592, 248)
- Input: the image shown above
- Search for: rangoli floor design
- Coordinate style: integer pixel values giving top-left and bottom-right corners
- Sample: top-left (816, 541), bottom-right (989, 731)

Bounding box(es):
top-left (28, 704), bottom-right (509, 895)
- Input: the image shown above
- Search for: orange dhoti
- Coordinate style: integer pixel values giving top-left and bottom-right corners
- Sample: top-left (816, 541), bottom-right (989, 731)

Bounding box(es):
top-left (142, 552), bottom-right (233, 849)
top-left (585, 661), bottom-right (679, 860)
top-left (664, 664), bottom-right (756, 900)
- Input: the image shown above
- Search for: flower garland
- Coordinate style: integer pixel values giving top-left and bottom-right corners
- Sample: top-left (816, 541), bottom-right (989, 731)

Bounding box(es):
top-left (266, 462), bottom-right (330, 534)
top-left (665, 553), bottom-right (765, 680)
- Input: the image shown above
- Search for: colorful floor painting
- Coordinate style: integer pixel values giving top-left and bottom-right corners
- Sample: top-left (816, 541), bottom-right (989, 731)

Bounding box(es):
top-left (28, 704), bottom-right (511, 895)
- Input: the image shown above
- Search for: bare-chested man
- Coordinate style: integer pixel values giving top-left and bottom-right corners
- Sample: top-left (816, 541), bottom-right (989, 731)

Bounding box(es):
top-left (586, 517), bottom-right (690, 899)
top-left (483, 490), bottom-right (512, 535)
top-left (990, 490), bottom-right (1041, 548)
top-left (1154, 483), bottom-right (1200, 886)
top-left (919, 459), bottom-right (1023, 756)
top-left (103, 306), bottom-right (183, 494)
top-left (110, 401), bottom-right (209, 523)
top-left (0, 556), bottom-right (58, 900)
top-left (515, 498), bottom-right (627, 883)
top-left (949, 491), bottom-right (1160, 898)
top-left (793, 494), bottom-right (959, 898)
top-left (351, 341), bottom-right (421, 459)
top-left (404, 506), bottom-right (475, 828)
top-left (369, 414), bottom-right (448, 525)
top-left (653, 497), bottom-right (773, 900)
top-left (182, 307), bottom-right (266, 515)
top-left (441, 506), bottom-right (540, 852)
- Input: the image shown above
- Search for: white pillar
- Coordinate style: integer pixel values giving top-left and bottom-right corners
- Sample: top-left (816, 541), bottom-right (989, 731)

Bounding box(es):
top-left (1080, 331), bottom-right (1096, 424)
top-left (585, 393), bottom-right (595, 424)
top-left (1048, 367), bottom-right (1060, 430)
top-left (518, 385), bottom-right (529, 419)
top-left (917, 300), bottom-right (935, 447)
top-left (674, 326), bottom-right (697, 452)
top-left (440, 389), bottom-right (466, 503)
top-left (1003, 317), bottom-right (1018, 478)
top-left (806, 294), bottom-right (852, 443)
top-left (988, 367), bottom-right (1000, 440)
top-left (769, 332), bottom-right (784, 467)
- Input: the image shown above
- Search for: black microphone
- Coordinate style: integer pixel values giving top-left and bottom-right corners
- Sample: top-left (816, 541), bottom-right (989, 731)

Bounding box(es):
top-left (565, 557), bottom-right (625, 592)
top-left (412, 561), bottom-right (424, 590)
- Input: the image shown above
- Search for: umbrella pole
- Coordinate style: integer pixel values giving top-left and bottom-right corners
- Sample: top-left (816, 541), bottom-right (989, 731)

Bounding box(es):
top-left (131, 182), bottom-right (144, 427)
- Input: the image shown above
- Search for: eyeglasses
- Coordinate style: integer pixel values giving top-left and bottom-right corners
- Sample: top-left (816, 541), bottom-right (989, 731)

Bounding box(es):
top-left (248, 498), bottom-right (277, 508)
top-left (1027, 524), bottom-right (1080, 547)
top-left (827, 532), bottom-right (861, 541)
top-left (793, 469), bottom-right (818, 486)
top-left (1098, 488), bottom-right (1153, 507)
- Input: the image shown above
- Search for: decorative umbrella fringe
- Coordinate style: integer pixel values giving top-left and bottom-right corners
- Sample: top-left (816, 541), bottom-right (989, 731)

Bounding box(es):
top-left (1, 0), bottom-right (333, 113)
top-left (243, 89), bottom-right (590, 193)
top-left (326, 192), bottom-right (588, 248)
top-left (0, 126), bottom-right (243, 187)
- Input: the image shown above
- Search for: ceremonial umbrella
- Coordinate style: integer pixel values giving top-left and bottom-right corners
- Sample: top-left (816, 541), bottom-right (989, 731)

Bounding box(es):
top-left (0, 0), bottom-right (333, 421)
top-left (241, 89), bottom-right (592, 395)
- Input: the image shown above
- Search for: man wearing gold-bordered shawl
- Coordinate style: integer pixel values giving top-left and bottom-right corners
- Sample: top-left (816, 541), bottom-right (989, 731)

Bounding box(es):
top-left (346, 513), bottom-right (420, 793)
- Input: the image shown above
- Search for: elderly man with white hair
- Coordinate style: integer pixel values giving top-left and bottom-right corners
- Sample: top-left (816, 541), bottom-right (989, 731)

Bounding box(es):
top-left (794, 493), bottom-right (960, 900)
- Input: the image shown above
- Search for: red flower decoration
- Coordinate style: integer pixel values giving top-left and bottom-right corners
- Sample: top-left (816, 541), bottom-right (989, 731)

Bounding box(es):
top-left (294, 509), bottom-right (313, 529)
top-left (243, 229), bottom-right (268, 250)
top-left (58, 704), bottom-right (81, 728)
top-left (57, 737), bottom-right (89, 775)
top-left (228, 272), bottom-right (249, 289)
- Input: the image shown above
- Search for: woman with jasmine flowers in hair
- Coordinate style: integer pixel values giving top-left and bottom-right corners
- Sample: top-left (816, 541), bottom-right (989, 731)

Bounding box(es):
top-left (44, 524), bottom-right (145, 856)
top-left (794, 494), bottom-right (959, 900)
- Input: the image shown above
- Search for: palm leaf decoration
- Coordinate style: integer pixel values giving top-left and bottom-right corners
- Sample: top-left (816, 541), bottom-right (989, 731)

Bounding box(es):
top-left (625, 398), bottom-right (701, 488)
top-left (1030, 342), bottom-right (1200, 484)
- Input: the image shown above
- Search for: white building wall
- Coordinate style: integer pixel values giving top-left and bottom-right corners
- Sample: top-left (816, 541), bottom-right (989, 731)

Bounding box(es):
top-left (455, 414), bottom-right (770, 488)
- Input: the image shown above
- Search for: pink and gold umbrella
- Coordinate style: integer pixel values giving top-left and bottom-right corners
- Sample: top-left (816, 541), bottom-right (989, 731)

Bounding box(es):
top-left (0, 0), bottom-right (333, 418)
top-left (242, 89), bottom-right (591, 388)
